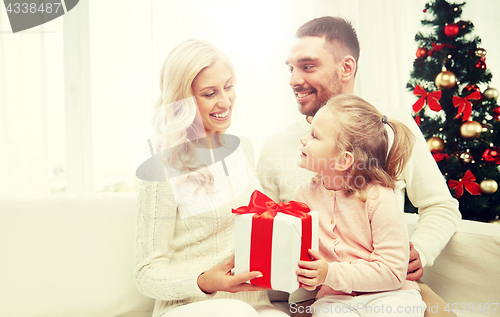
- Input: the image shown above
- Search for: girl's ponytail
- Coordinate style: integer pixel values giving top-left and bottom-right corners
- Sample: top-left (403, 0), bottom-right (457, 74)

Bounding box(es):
top-left (385, 119), bottom-right (415, 181)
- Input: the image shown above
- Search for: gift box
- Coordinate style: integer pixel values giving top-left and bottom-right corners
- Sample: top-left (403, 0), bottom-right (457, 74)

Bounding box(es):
top-left (233, 190), bottom-right (318, 293)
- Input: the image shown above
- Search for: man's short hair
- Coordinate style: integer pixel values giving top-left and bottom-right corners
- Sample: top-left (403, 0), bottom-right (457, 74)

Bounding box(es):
top-left (296, 16), bottom-right (360, 65)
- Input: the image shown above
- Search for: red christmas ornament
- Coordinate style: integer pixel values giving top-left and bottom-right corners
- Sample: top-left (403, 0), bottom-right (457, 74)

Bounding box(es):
top-left (476, 58), bottom-right (486, 70)
top-left (482, 147), bottom-right (500, 165)
top-left (444, 23), bottom-right (459, 37)
top-left (492, 107), bottom-right (500, 121)
top-left (464, 84), bottom-right (480, 93)
top-left (416, 47), bottom-right (428, 59)
top-left (423, 9), bottom-right (427, 13)
top-left (414, 115), bottom-right (421, 126)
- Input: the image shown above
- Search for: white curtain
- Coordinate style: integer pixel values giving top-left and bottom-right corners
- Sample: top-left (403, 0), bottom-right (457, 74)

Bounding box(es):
top-left (1, 0), bottom-right (499, 197)
top-left (0, 12), bottom-right (58, 197)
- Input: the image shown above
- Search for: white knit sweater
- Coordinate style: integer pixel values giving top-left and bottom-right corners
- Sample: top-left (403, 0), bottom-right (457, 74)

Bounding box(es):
top-left (134, 137), bottom-right (271, 317)
top-left (257, 104), bottom-right (461, 268)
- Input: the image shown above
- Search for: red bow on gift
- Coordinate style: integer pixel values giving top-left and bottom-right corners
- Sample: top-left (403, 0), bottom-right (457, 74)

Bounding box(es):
top-left (448, 170), bottom-right (482, 199)
top-left (428, 43), bottom-right (456, 57)
top-left (453, 91), bottom-right (482, 121)
top-left (413, 85), bottom-right (442, 113)
top-left (233, 190), bottom-right (311, 217)
top-left (232, 190), bottom-right (312, 289)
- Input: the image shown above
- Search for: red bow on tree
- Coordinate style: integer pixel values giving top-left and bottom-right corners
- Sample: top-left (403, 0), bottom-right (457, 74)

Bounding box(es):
top-left (432, 151), bottom-right (449, 162)
top-left (428, 43), bottom-right (456, 56)
top-left (413, 85), bottom-right (442, 113)
top-left (448, 170), bottom-right (482, 199)
top-left (453, 91), bottom-right (482, 121)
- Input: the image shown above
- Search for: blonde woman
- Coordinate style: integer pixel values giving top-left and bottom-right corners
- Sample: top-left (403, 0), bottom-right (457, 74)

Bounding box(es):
top-left (134, 39), bottom-right (288, 317)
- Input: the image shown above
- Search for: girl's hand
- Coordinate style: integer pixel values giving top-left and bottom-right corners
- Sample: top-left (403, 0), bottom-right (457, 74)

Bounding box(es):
top-left (197, 256), bottom-right (268, 294)
top-left (296, 249), bottom-right (328, 291)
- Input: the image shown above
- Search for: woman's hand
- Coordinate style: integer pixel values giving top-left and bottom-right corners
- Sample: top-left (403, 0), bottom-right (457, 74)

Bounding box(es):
top-left (197, 256), bottom-right (268, 294)
top-left (296, 249), bottom-right (328, 291)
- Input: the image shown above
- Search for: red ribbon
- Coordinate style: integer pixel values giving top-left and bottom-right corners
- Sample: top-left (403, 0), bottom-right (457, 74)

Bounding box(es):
top-left (448, 170), bottom-right (482, 199)
top-left (428, 43), bottom-right (456, 56)
top-left (232, 190), bottom-right (312, 289)
top-left (412, 85), bottom-right (442, 113)
top-left (432, 151), bottom-right (449, 162)
top-left (453, 91), bottom-right (482, 121)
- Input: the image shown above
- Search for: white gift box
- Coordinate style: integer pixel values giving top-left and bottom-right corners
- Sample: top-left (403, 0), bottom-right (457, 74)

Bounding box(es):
top-left (234, 210), bottom-right (319, 293)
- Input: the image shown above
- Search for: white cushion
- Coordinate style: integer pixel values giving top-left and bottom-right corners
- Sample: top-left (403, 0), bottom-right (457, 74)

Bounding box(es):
top-left (0, 193), bottom-right (154, 317)
top-left (406, 213), bottom-right (500, 317)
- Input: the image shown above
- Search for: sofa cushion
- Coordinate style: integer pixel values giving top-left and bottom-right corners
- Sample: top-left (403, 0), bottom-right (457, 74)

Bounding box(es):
top-left (0, 193), bottom-right (153, 317)
top-left (406, 213), bottom-right (500, 317)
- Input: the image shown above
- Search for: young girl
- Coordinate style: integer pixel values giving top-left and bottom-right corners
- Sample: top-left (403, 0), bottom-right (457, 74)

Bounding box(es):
top-left (294, 94), bottom-right (427, 317)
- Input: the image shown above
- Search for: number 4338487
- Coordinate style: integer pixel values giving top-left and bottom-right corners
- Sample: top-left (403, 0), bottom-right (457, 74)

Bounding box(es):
top-left (6, 3), bottom-right (62, 14)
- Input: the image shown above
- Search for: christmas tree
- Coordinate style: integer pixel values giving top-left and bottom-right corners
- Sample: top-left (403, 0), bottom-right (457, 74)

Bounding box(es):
top-left (406, 0), bottom-right (500, 222)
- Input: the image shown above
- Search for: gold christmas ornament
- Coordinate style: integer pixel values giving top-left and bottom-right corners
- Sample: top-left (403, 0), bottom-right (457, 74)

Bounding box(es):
top-left (435, 70), bottom-right (456, 90)
top-left (480, 179), bottom-right (498, 194)
top-left (460, 120), bottom-right (482, 139)
top-left (460, 152), bottom-right (473, 163)
top-left (475, 48), bottom-right (487, 59)
top-left (426, 136), bottom-right (445, 152)
top-left (482, 123), bottom-right (493, 132)
top-left (483, 87), bottom-right (499, 101)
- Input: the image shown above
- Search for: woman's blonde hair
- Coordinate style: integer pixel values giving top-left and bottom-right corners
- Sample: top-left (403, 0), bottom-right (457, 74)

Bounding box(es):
top-left (151, 39), bottom-right (235, 193)
top-left (315, 94), bottom-right (415, 201)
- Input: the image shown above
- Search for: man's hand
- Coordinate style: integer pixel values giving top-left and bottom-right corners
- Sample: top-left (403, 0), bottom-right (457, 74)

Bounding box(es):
top-left (197, 256), bottom-right (268, 294)
top-left (296, 249), bottom-right (328, 291)
top-left (407, 242), bottom-right (424, 281)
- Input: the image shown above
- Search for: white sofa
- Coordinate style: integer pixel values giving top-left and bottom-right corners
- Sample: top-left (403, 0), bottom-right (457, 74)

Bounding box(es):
top-left (0, 193), bottom-right (499, 317)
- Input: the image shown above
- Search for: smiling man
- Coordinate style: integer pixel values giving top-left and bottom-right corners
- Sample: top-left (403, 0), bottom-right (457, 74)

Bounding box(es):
top-left (257, 16), bottom-right (461, 317)
top-left (286, 35), bottom-right (350, 118)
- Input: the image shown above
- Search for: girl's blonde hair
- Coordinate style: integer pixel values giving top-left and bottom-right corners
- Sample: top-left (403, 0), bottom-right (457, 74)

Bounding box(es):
top-left (315, 94), bottom-right (415, 201)
top-left (151, 39), bottom-right (235, 194)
